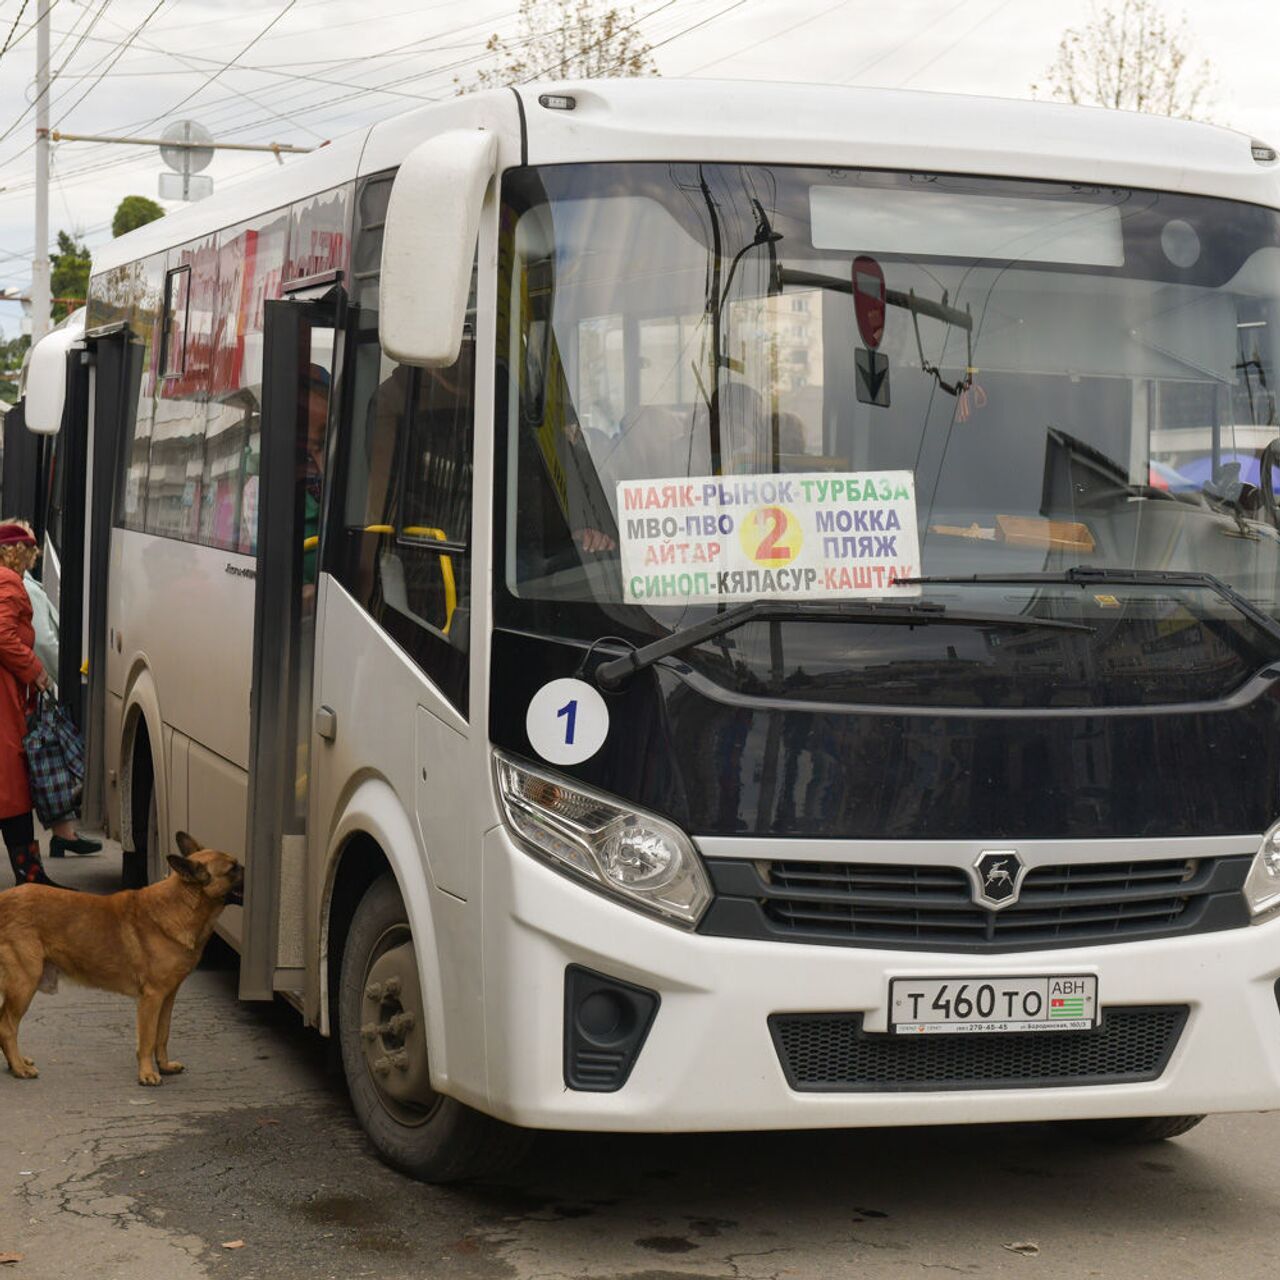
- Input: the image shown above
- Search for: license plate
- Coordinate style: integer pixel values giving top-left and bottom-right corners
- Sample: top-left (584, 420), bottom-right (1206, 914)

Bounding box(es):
top-left (889, 975), bottom-right (1098, 1034)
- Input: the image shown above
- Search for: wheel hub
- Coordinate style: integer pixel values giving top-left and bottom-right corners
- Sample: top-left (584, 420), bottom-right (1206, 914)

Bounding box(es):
top-left (359, 933), bottom-right (436, 1123)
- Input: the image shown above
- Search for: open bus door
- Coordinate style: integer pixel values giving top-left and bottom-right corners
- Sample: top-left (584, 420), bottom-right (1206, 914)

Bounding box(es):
top-left (2, 398), bottom-right (40, 530)
top-left (241, 275), bottom-right (343, 1001)
top-left (82, 326), bottom-right (138, 836)
top-left (20, 318), bottom-right (131, 838)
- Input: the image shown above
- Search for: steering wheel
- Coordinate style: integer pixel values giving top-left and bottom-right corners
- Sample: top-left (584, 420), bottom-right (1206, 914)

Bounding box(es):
top-left (1261, 439), bottom-right (1280, 530)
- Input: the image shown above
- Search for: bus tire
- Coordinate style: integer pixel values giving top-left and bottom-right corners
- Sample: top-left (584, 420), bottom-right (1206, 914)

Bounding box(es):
top-left (1065, 1115), bottom-right (1206, 1144)
top-left (122, 742), bottom-right (156, 889)
top-left (337, 873), bottom-right (530, 1183)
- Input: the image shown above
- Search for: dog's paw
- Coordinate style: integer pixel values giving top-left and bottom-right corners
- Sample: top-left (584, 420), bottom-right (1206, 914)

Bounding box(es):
top-left (158, 1060), bottom-right (184, 1075)
top-left (137, 1070), bottom-right (162, 1087)
top-left (8, 1058), bottom-right (38, 1079)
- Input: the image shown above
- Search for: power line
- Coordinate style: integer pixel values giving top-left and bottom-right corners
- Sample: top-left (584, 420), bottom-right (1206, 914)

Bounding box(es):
top-left (154, 0), bottom-right (299, 119)
top-left (629, 0), bottom-right (747, 64)
top-left (0, 0), bottom-right (113, 148)
top-left (1, 0), bottom-right (524, 189)
top-left (518, 0), bottom-right (679, 81)
top-left (0, 0), bottom-right (709, 204)
top-left (0, 0), bottom-right (320, 182)
top-left (685, 0), bottom-right (854, 75)
top-left (0, 0), bottom-right (32, 62)
top-left (0, 19), bottom-right (506, 194)
top-left (0, 0), bottom-right (60, 64)
top-left (632, 0), bottom-right (751, 62)
top-left (79, 3), bottom-right (329, 142)
top-left (53, 0), bottom-right (166, 128)
top-left (896, 0), bottom-right (1021, 87)
top-left (838, 0), bottom-right (973, 84)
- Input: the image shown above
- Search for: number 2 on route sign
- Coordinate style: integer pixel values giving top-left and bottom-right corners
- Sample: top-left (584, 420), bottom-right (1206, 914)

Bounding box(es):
top-left (740, 504), bottom-right (803, 566)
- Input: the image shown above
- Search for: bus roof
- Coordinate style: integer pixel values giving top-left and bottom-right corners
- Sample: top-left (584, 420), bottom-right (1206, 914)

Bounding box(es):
top-left (510, 81), bottom-right (1279, 204)
top-left (92, 80), bottom-right (1280, 277)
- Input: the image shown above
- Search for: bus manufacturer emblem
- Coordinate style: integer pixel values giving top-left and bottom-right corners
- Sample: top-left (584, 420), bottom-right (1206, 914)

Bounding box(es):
top-left (970, 850), bottom-right (1026, 910)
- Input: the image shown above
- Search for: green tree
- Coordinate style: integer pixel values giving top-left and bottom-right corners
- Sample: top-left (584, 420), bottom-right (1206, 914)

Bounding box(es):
top-left (459, 0), bottom-right (657, 92)
top-left (112, 194), bottom-right (165, 239)
top-left (50, 231), bottom-right (91, 323)
top-left (1034, 0), bottom-right (1214, 120)
top-left (0, 334), bottom-right (31, 405)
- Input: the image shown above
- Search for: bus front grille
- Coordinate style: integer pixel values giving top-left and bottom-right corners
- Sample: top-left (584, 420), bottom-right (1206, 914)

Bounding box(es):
top-left (770, 1006), bottom-right (1188, 1091)
top-left (699, 856), bottom-right (1252, 951)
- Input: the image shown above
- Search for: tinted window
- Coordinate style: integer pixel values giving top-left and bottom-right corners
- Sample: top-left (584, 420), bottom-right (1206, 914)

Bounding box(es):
top-left (198, 209), bottom-right (289, 553)
top-left (333, 173), bottom-right (475, 715)
top-left (113, 251), bottom-right (165, 532)
top-left (112, 187), bottom-right (351, 553)
top-left (146, 234), bottom-right (217, 540)
top-left (160, 266), bottom-right (189, 378)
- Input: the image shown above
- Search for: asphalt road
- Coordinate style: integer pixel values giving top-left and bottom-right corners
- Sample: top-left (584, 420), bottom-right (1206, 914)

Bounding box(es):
top-left (4, 844), bottom-right (1280, 1280)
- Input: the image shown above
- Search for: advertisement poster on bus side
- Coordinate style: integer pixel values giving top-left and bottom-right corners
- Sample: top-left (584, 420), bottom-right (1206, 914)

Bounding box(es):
top-left (617, 470), bottom-right (922, 605)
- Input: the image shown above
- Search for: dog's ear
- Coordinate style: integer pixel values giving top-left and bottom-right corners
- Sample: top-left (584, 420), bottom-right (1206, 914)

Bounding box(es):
top-left (174, 831), bottom-right (203, 857)
top-left (167, 854), bottom-right (212, 886)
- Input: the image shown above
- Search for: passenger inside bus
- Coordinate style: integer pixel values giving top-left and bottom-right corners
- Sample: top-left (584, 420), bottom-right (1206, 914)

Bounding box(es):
top-left (302, 362), bottom-right (330, 587)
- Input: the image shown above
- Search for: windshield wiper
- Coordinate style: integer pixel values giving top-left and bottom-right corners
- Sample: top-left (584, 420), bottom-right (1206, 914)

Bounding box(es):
top-left (895, 567), bottom-right (1280, 649)
top-left (593, 598), bottom-right (1094, 689)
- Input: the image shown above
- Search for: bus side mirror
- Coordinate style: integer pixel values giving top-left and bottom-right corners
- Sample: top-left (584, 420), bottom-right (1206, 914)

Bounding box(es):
top-left (379, 129), bottom-right (497, 368)
top-left (25, 324), bottom-right (81, 434)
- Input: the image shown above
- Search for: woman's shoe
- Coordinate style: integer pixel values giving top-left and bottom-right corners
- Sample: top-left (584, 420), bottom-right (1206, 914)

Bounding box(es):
top-left (49, 833), bottom-right (103, 857)
top-left (7, 841), bottom-right (73, 889)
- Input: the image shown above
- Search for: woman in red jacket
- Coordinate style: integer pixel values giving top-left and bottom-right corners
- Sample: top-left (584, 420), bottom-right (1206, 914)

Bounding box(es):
top-left (0, 522), bottom-right (61, 886)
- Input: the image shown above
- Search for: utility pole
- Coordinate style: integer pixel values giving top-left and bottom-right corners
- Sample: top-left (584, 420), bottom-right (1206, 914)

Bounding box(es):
top-left (31, 0), bottom-right (51, 344)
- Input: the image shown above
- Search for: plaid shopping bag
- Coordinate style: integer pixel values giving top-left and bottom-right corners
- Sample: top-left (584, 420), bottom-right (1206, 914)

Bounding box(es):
top-left (23, 692), bottom-right (85, 825)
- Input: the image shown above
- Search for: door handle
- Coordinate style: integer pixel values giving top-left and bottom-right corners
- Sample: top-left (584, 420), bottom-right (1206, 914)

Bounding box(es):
top-left (315, 705), bottom-right (337, 742)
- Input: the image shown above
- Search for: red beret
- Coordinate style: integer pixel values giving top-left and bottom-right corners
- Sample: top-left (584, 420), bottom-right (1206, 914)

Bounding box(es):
top-left (0, 524), bottom-right (36, 547)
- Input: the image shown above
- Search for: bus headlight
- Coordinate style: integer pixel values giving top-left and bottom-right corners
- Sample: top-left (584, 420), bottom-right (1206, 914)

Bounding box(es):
top-left (494, 752), bottom-right (712, 928)
top-left (1244, 820), bottom-right (1280, 919)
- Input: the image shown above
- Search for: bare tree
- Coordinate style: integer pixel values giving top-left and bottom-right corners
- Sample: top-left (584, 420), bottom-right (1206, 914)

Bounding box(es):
top-left (1034, 0), bottom-right (1214, 120)
top-left (459, 0), bottom-right (657, 93)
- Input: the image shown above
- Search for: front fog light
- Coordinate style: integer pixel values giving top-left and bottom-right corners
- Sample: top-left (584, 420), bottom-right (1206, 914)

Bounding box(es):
top-left (1244, 820), bottom-right (1280, 918)
top-left (494, 752), bottom-right (712, 928)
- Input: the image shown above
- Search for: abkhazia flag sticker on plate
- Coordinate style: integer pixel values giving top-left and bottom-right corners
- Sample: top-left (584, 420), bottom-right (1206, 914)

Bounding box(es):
top-left (616, 470), bottom-right (921, 606)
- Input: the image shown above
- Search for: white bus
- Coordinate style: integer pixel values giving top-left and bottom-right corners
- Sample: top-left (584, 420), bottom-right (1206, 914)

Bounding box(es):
top-left (21, 80), bottom-right (1280, 1180)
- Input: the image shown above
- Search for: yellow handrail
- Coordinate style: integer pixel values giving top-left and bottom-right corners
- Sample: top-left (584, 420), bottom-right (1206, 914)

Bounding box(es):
top-left (338, 524), bottom-right (458, 635)
top-left (414, 527), bottom-right (457, 636)
top-left (300, 525), bottom-right (457, 634)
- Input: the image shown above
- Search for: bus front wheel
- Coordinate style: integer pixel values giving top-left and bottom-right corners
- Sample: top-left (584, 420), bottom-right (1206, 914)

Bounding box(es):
top-left (337, 874), bottom-right (530, 1183)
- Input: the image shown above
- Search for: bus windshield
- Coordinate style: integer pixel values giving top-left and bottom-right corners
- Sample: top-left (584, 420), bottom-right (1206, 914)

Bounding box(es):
top-left (496, 162), bottom-right (1280, 695)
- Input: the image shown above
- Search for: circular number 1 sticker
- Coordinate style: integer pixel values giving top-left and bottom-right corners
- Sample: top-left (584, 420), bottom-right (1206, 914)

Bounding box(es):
top-left (525, 678), bottom-right (609, 766)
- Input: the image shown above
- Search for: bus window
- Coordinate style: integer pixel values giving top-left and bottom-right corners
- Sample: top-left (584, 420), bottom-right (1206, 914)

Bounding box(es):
top-left (160, 266), bottom-right (190, 378)
top-left (335, 216), bottom-right (477, 714)
top-left (114, 251), bottom-right (165, 533)
top-left (638, 313), bottom-right (702, 406)
top-left (148, 234), bottom-right (217, 542)
top-left (577, 314), bottom-right (625, 434)
top-left (200, 209), bottom-right (288, 555)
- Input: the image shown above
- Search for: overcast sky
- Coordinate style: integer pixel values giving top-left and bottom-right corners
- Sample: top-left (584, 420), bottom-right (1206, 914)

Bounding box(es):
top-left (1, 0), bottom-right (1277, 337)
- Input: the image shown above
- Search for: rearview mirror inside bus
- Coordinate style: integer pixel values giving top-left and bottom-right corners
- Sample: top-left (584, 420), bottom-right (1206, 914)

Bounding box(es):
top-left (379, 129), bottom-right (497, 368)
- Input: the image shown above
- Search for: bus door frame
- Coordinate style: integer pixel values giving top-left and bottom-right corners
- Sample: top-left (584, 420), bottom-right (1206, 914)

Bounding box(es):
top-left (242, 274), bottom-right (347, 1001)
top-left (52, 342), bottom-right (90, 728)
top-left (1, 399), bottom-right (39, 530)
top-left (81, 324), bottom-right (134, 833)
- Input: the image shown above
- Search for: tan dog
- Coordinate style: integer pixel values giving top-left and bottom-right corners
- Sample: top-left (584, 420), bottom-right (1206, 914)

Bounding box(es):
top-left (0, 832), bottom-right (243, 1086)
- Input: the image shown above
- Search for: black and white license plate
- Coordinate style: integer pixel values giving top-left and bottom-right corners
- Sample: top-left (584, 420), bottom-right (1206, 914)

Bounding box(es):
top-left (889, 975), bottom-right (1099, 1034)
